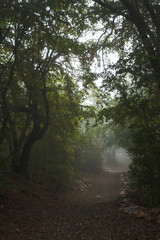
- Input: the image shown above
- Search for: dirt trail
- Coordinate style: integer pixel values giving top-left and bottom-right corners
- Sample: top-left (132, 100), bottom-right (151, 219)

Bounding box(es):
top-left (1, 172), bottom-right (160, 240)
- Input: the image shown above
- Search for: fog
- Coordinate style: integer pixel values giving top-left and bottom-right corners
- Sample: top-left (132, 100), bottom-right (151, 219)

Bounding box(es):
top-left (103, 147), bottom-right (131, 173)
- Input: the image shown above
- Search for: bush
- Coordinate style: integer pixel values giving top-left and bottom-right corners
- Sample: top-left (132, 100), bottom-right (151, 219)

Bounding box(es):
top-left (129, 131), bottom-right (160, 207)
top-left (75, 141), bottom-right (103, 173)
top-left (0, 147), bottom-right (10, 193)
top-left (30, 130), bottom-right (75, 189)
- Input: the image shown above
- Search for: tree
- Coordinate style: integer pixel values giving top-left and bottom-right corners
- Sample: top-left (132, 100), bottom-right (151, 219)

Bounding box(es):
top-left (88, 0), bottom-right (160, 206)
top-left (0, 0), bottom-right (89, 177)
top-left (29, 72), bottom-right (84, 187)
top-left (92, 0), bottom-right (160, 82)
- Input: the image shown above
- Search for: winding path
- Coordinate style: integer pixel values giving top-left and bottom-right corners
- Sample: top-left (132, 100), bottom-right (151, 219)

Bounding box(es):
top-left (1, 172), bottom-right (160, 239)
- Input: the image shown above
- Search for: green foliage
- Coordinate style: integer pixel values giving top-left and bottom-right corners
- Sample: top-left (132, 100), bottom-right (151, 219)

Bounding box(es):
top-left (0, 148), bottom-right (10, 193)
top-left (30, 130), bottom-right (75, 188)
top-left (0, 0), bottom-right (92, 177)
top-left (128, 127), bottom-right (160, 207)
top-left (100, 86), bottom-right (160, 206)
top-left (1, 0), bottom-right (160, 206)
top-left (75, 124), bottom-right (104, 173)
top-left (89, 1), bottom-right (160, 206)
top-left (79, 144), bottom-right (103, 173)
top-left (29, 73), bottom-right (84, 188)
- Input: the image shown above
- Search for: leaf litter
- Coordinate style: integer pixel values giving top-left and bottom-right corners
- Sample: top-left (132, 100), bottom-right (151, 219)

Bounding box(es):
top-left (0, 172), bottom-right (160, 240)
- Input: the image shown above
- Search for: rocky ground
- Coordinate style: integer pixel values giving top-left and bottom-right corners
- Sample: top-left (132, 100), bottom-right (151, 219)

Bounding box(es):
top-left (0, 171), bottom-right (160, 240)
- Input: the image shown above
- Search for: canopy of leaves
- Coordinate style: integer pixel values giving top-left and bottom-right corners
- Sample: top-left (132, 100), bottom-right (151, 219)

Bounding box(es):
top-left (0, 0), bottom-right (94, 179)
top-left (85, 0), bottom-right (160, 206)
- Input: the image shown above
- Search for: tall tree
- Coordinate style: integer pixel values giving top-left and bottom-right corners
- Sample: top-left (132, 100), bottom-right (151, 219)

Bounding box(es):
top-left (92, 0), bottom-right (160, 83)
top-left (0, 0), bottom-right (88, 177)
top-left (86, 0), bottom-right (160, 206)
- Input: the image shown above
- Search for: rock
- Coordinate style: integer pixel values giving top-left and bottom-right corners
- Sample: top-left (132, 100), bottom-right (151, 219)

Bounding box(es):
top-left (121, 198), bottom-right (128, 204)
top-left (134, 210), bottom-right (146, 218)
top-left (120, 190), bottom-right (125, 197)
top-left (119, 204), bottom-right (138, 215)
top-left (75, 180), bottom-right (89, 189)
top-left (156, 214), bottom-right (160, 224)
top-left (134, 210), bottom-right (151, 220)
top-left (119, 206), bottom-right (135, 215)
top-left (139, 207), bottom-right (148, 212)
top-left (144, 215), bottom-right (154, 222)
top-left (128, 204), bottom-right (138, 210)
top-left (96, 195), bottom-right (103, 199)
top-left (147, 208), bottom-right (160, 216)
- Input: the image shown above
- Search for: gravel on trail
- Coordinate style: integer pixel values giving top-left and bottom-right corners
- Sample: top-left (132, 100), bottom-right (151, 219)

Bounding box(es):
top-left (0, 171), bottom-right (160, 240)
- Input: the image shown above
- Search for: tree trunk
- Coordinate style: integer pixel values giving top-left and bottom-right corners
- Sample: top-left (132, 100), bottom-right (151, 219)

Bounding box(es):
top-left (11, 87), bottom-right (49, 178)
top-left (11, 129), bottom-right (41, 178)
top-left (18, 135), bottom-right (35, 178)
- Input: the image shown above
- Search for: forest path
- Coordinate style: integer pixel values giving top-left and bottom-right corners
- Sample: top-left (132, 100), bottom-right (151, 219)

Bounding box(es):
top-left (1, 172), bottom-right (160, 239)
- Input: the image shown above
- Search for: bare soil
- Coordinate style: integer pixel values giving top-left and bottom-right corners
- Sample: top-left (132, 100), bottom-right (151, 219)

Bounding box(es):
top-left (0, 171), bottom-right (160, 240)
